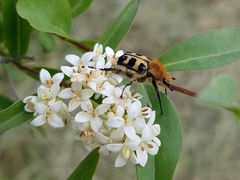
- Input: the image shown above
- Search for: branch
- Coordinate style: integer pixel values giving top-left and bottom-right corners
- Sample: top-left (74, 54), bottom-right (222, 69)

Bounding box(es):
top-left (54, 34), bottom-right (91, 51)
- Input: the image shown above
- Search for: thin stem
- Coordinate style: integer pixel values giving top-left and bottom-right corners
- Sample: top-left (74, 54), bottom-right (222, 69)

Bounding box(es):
top-left (54, 34), bottom-right (91, 51)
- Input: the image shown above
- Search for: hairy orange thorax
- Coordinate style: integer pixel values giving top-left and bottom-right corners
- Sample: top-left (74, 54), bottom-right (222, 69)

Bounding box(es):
top-left (148, 60), bottom-right (173, 83)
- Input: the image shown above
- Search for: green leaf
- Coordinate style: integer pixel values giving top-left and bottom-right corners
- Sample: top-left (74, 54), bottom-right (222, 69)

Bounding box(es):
top-left (136, 156), bottom-right (155, 180)
top-left (0, 100), bottom-right (33, 135)
top-left (99, 0), bottom-right (139, 49)
top-left (69, 0), bottom-right (94, 18)
top-left (2, 0), bottom-right (31, 56)
top-left (0, 12), bottom-right (4, 43)
top-left (68, 148), bottom-right (99, 180)
top-left (159, 28), bottom-right (240, 71)
top-left (17, 0), bottom-right (72, 37)
top-left (38, 32), bottom-right (56, 53)
top-left (137, 85), bottom-right (182, 180)
top-left (198, 74), bottom-right (240, 118)
top-left (0, 95), bottom-right (13, 111)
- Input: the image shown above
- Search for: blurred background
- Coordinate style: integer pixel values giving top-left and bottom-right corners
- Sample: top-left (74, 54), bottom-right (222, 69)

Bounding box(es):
top-left (0, 0), bottom-right (240, 179)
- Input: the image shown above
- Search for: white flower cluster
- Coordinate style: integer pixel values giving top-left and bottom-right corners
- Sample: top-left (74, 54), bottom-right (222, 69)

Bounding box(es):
top-left (23, 43), bottom-right (161, 167)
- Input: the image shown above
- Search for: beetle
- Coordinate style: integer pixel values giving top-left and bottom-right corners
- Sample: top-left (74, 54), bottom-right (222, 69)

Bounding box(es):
top-left (104, 52), bottom-right (196, 114)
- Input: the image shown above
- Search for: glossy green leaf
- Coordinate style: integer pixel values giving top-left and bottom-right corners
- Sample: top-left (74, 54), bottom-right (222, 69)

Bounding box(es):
top-left (2, 0), bottom-right (31, 56)
top-left (137, 85), bottom-right (182, 180)
top-left (136, 156), bottom-right (155, 180)
top-left (159, 28), bottom-right (240, 71)
top-left (69, 0), bottom-right (94, 18)
top-left (136, 85), bottom-right (154, 180)
top-left (198, 74), bottom-right (240, 118)
top-left (38, 32), bottom-right (55, 53)
top-left (99, 0), bottom-right (139, 49)
top-left (0, 95), bottom-right (13, 110)
top-left (17, 0), bottom-right (72, 37)
top-left (0, 100), bottom-right (33, 135)
top-left (68, 148), bottom-right (99, 180)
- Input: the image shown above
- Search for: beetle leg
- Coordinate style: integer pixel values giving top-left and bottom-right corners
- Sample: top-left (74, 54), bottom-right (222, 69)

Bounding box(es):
top-left (152, 79), bottom-right (163, 114)
top-left (163, 79), bottom-right (173, 91)
top-left (121, 79), bottom-right (137, 98)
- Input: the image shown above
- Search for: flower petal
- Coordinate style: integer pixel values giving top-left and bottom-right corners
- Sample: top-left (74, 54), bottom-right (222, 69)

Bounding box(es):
top-left (65, 54), bottom-right (80, 66)
top-left (51, 101), bottom-right (62, 112)
top-left (123, 126), bottom-right (137, 140)
top-left (48, 113), bottom-right (64, 128)
top-left (82, 52), bottom-right (95, 64)
top-left (96, 132), bottom-right (109, 144)
top-left (110, 128), bottom-right (124, 142)
top-left (52, 73), bottom-right (64, 85)
top-left (115, 153), bottom-right (127, 167)
top-left (50, 84), bottom-right (60, 96)
top-left (58, 88), bottom-right (73, 99)
top-left (107, 144), bottom-right (123, 152)
top-left (31, 115), bottom-right (45, 126)
top-left (136, 149), bottom-right (148, 167)
top-left (72, 82), bottom-right (82, 91)
top-left (61, 66), bottom-right (73, 77)
top-left (146, 141), bottom-right (159, 155)
top-left (81, 89), bottom-right (94, 100)
top-left (105, 46), bottom-right (114, 57)
top-left (80, 100), bottom-right (93, 111)
top-left (35, 102), bottom-right (47, 114)
top-left (102, 96), bottom-right (114, 104)
top-left (68, 98), bottom-right (81, 112)
top-left (95, 104), bottom-right (110, 116)
top-left (75, 112), bottom-right (91, 123)
top-left (40, 69), bottom-right (51, 84)
top-left (106, 117), bottom-right (124, 128)
top-left (115, 50), bottom-right (124, 57)
top-left (95, 58), bottom-right (105, 69)
top-left (98, 145), bottom-right (110, 156)
top-left (148, 111), bottom-right (156, 125)
top-left (90, 117), bottom-right (102, 132)
top-left (142, 125), bottom-right (154, 141)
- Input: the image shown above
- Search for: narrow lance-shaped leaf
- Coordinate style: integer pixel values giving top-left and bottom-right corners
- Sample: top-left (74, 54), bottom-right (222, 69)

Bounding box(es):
top-left (69, 0), bottom-right (94, 18)
top-left (99, 0), bottom-right (140, 49)
top-left (198, 74), bottom-right (240, 119)
top-left (159, 28), bottom-right (240, 71)
top-left (137, 85), bottom-right (182, 180)
top-left (0, 100), bottom-right (33, 135)
top-left (68, 148), bottom-right (100, 180)
top-left (0, 95), bottom-right (13, 111)
top-left (17, 0), bottom-right (72, 37)
top-left (136, 85), bottom-right (155, 180)
top-left (2, 0), bottom-right (31, 56)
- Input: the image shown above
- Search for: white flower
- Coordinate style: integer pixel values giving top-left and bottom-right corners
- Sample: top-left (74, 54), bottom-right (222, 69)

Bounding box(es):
top-left (136, 135), bottom-right (161, 167)
top-left (37, 69), bottom-right (63, 100)
top-left (105, 46), bottom-right (124, 68)
top-left (23, 96), bottom-right (40, 113)
top-left (107, 138), bottom-right (139, 167)
top-left (106, 107), bottom-right (137, 141)
top-left (75, 104), bottom-right (110, 132)
top-left (31, 100), bottom-right (65, 128)
top-left (23, 43), bottom-right (162, 168)
top-left (81, 43), bottom-right (106, 69)
top-left (142, 111), bottom-right (160, 139)
top-left (58, 82), bottom-right (94, 111)
top-left (37, 84), bottom-right (60, 100)
top-left (40, 69), bottom-right (64, 87)
top-left (102, 86), bottom-right (131, 112)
